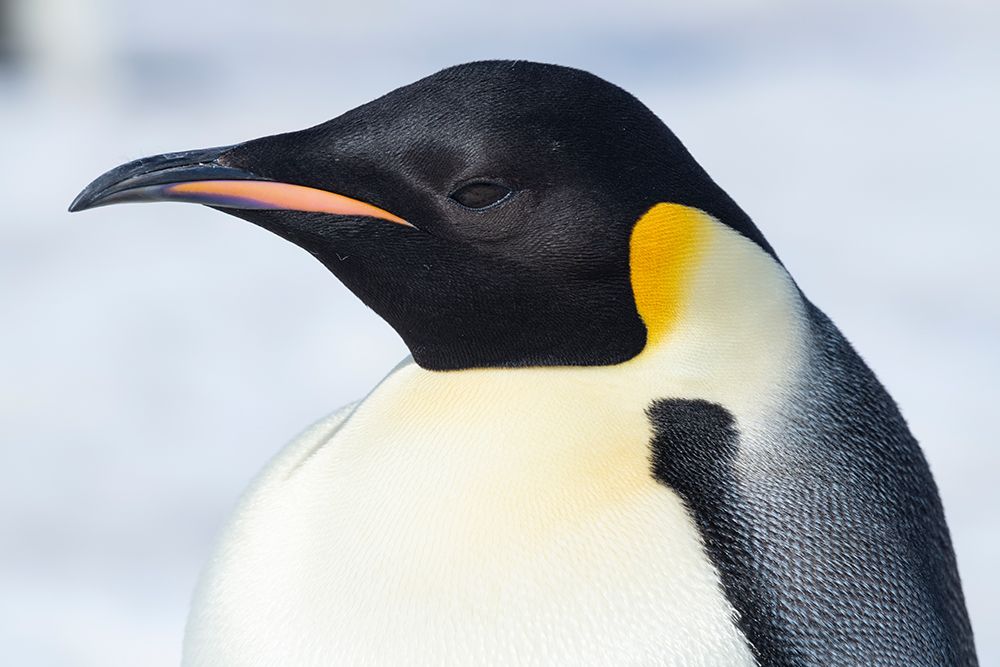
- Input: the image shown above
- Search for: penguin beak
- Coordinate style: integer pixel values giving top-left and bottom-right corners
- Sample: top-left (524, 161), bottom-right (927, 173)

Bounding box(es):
top-left (68, 145), bottom-right (409, 226)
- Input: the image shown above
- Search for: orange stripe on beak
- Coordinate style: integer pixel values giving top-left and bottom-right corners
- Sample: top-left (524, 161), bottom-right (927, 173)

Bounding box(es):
top-left (165, 180), bottom-right (410, 226)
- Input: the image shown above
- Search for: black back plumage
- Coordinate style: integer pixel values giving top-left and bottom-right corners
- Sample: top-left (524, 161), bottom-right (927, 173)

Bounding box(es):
top-left (649, 301), bottom-right (976, 666)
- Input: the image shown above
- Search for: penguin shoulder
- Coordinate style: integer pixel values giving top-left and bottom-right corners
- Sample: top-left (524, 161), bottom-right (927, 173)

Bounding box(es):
top-left (255, 400), bottom-right (361, 484)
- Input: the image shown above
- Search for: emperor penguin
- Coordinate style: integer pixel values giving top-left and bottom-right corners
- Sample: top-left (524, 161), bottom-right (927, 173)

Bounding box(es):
top-left (70, 61), bottom-right (976, 666)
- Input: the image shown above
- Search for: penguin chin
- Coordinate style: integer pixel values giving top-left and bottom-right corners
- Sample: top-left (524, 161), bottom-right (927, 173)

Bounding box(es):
top-left (212, 207), bottom-right (363, 247)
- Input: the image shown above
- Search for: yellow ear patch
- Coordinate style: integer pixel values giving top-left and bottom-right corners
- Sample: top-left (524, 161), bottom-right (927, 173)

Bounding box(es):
top-left (629, 203), bottom-right (712, 348)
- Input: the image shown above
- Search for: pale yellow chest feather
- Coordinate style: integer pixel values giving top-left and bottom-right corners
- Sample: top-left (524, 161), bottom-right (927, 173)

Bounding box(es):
top-left (185, 365), bottom-right (756, 666)
top-left (184, 211), bottom-right (806, 666)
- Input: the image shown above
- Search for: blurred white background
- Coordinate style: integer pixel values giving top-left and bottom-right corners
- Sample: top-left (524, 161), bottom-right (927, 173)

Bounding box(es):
top-left (1, 0), bottom-right (997, 664)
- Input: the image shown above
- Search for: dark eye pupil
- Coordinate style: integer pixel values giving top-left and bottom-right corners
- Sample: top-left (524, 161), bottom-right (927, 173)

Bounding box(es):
top-left (450, 182), bottom-right (511, 209)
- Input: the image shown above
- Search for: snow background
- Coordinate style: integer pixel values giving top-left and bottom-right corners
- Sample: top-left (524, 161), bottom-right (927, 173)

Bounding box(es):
top-left (1, 1), bottom-right (997, 664)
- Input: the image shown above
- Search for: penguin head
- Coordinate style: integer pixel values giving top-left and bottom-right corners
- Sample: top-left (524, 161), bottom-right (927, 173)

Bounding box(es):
top-left (71, 60), bottom-right (773, 370)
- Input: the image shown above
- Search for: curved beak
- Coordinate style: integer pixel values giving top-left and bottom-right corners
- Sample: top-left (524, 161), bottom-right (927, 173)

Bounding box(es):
top-left (68, 145), bottom-right (409, 226)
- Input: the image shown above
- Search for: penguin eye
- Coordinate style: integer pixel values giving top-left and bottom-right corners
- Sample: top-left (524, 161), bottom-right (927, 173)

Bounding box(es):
top-left (449, 181), bottom-right (512, 210)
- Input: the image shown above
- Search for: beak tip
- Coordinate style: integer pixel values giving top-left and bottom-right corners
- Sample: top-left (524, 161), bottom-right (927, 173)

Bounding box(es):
top-left (68, 193), bottom-right (88, 213)
top-left (68, 144), bottom-right (240, 216)
top-left (68, 193), bottom-right (101, 213)
top-left (69, 179), bottom-right (106, 213)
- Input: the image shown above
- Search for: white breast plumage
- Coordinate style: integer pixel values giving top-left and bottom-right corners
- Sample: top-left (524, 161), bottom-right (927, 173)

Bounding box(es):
top-left (183, 218), bottom-right (806, 666)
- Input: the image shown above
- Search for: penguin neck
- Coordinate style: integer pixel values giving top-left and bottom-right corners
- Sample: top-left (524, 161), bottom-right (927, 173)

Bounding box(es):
top-left (627, 203), bottom-right (809, 422)
top-left (303, 226), bottom-right (808, 583)
top-left (378, 204), bottom-right (808, 433)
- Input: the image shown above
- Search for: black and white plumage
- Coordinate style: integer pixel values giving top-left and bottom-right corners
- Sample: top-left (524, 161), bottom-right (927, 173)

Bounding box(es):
top-left (71, 61), bottom-right (976, 665)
